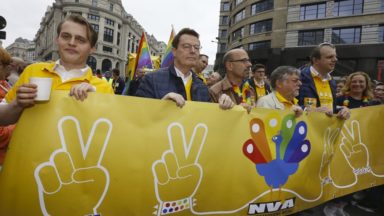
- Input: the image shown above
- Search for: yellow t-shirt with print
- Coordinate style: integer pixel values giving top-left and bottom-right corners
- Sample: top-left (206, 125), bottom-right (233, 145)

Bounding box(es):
top-left (255, 85), bottom-right (266, 98)
top-left (312, 75), bottom-right (333, 112)
top-left (5, 62), bottom-right (114, 102)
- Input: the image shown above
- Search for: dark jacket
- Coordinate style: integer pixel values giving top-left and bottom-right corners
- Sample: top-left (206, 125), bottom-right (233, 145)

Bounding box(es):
top-left (127, 78), bottom-right (142, 96)
top-left (248, 78), bottom-right (271, 100)
top-left (135, 65), bottom-right (210, 102)
top-left (112, 77), bottom-right (125, 95)
top-left (298, 66), bottom-right (337, 112)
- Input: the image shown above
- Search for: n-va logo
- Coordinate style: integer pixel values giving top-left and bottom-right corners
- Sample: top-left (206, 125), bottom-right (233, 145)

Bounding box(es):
top-left (248, 198), bottom-right (295, 215)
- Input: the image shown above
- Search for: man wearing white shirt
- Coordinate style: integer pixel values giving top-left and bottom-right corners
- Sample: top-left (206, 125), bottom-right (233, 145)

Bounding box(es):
top-left (256, 66), bottom-right (303, 117)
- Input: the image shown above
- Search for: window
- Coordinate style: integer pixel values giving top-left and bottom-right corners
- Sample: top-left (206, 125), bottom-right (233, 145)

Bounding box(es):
top-left (382, 0), bottom-right (384, 11)
top-left (71, 11), bottom-right (82, 16)
top-left (379, 25), bottom-right (384, 42)
top-left (235, 0), bottom-right (243, 6)
top-left (332, 27), bottom-right (361, 44)
top-left (219, 29), bottom-right (228, 38)
top-left (87, 56), bottom-right (97, 71)
top-left (251, 0), bottom-right (274, 15)
top-left (219, 43), bottom-right (227, 53)
top-left (117, 32), bottom-right (121, 46)
top-left (333, 0), bottom-right (363, 17)
top-left (103, 27), bottom-right (114, 43)
top-left (249, 19), bottom-right (272, 35)
top-left (300, 3), bottom-right (326, 20)
top-left (127, 33), bottom-right (131, 52)
top-left (234, 10), bottom-right (245, 23)
top-left (91, 24), bottom-right (99, 32)
top-left (75, 0), bottom-right (79, 2)
top-left (103, 46), bottom-right (113, 53)
top-left (110, 3), bottom-right (114, 11)
top-left (88, 14), bottom-right (100, 22)
top-left (248, 41), bottom-right (271, 50)
top-left (222, 2), bottom-right (230, 11)
top-left (92, 0), bottom-right (97, 7)
top-left (298, 29), bottom-right (324, 46)
top-left (221, 16), bottom-right (229, 25)
top-left (232, 27), bottom-right (244, 41)
top-left (105, 18), bottom-right (115, 26)
top-left (131, 36), bottom-right (136, 53)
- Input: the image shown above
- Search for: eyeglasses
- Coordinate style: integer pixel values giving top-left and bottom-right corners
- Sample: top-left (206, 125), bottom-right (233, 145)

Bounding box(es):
top-left (180, 43), bottom-right (202, 51)
top-left (230, 58), bottom-right (251, 64)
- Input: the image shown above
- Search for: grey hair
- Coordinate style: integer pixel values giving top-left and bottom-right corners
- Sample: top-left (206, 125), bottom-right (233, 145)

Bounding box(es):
top-left (270, 66), bottom-right (301, 89)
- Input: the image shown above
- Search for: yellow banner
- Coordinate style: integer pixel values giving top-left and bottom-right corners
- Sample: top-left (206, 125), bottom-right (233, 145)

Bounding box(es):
top-left (0, 91), bottom-right (383, 216)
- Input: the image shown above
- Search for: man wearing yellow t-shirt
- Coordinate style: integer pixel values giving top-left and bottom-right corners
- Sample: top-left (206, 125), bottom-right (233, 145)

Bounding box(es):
top-left (297, 43), bottom-right (349, 119)
top-left (256, 66), bottom-right (303, 117)
top-left (4, 14), bottom-right (113, 123)
top-left (249, 64), bottom-right (271, 101)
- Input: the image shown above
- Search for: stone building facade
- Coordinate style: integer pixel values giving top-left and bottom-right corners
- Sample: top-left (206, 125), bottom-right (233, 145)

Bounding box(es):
top-left (6, 38), bottom-right (36, 62)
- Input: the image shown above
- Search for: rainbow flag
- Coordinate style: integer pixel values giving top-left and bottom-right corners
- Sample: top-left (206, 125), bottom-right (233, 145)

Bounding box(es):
top-left (132, 32), bottom-right (153, 79)
top-left (160, 28), bottom-right (175, 68)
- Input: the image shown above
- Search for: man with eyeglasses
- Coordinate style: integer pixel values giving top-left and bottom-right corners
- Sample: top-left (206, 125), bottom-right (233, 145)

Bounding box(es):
top-left (256, 66), bottom-right (303, 117)
top-left (298, 42), bottom-right (350, 119)
top-left (209, 48), bottom-right (255, 112)
top-left (136, 28), bottom-right (210, 107)
top-left (372, 82), bottom-right (384, 104)
top-left (248, 63), bottom-right (271, 101)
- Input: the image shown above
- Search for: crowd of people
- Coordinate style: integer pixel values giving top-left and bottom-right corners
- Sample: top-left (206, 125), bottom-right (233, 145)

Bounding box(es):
top-left (0, 14), bottom-right (383, 215)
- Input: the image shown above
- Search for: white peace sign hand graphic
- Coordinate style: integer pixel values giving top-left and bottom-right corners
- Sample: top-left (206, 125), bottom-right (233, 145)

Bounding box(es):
top-left (34, 116), bottom-right (112, 216)
top-left (152, 122), bottom-right (208, 215)
top-left (320, 127), bottom-right (340, 184)
top-left (340, 120), bottom-right (371, 176)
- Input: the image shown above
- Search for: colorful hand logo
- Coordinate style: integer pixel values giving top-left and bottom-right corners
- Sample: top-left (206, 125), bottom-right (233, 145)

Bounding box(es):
top-left (243, 114), bottom-right (311, 188)
top-left (152, 123), bottom-right (207, 215)
top-left (34, 116), bottom-right (112, 216)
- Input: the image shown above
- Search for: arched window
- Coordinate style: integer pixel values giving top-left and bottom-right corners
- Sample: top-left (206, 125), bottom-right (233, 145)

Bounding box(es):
top-left (87, 56), bottom-right (97, 72)
top-left (102, 59), bottom-right (112, 72)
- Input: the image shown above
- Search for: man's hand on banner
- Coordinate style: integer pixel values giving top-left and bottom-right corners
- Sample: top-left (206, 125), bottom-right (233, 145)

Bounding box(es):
top-left (340, 120), bottom-right (371, 176)
top-left (34, 116), bottom-right (112, 216)
top-left (152, 123), bottom-right (207, 215)
top-left (320, 127), bottom-right (340, 185)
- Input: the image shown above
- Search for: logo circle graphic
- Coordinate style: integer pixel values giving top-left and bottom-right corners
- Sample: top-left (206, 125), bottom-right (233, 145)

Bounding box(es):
top-left (252, 123), bottom-right (260, 133)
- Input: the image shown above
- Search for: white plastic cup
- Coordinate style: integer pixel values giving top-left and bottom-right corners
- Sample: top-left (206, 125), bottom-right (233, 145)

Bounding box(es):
top-left (29, 77), bottom-right (53, 101)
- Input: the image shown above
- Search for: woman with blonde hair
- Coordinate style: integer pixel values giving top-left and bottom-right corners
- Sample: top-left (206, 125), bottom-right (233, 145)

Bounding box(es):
top-left (336, 71), bottom-right (374, 109)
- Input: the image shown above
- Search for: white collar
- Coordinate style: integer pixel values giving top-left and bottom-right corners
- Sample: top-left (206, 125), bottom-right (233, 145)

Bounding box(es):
top-left (54, 60), bottom-right (89, 82)
top-left (254, 78), bottom-right (265, 87)
top-left (174, 66), bottom-right (192, 86)
top-left (309, 66), bottom-right (332, 81)
top-left (310, 66), bottom-right (332, 81)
